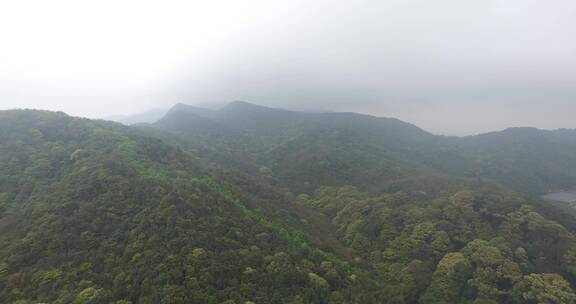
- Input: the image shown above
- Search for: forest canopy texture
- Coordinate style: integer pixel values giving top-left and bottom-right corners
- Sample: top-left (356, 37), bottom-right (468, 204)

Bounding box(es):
top-left (2, 103), bottom-right (576, 303)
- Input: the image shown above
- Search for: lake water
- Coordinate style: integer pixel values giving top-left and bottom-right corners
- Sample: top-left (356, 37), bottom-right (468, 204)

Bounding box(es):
top-left (542, 190), bottom-right (576, 203)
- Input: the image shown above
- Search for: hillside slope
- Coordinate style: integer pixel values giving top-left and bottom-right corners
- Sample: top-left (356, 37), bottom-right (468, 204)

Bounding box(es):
top-left (0, 110), bottom-right (370, 304)
top-left (148, 102), bottom-right (576, 195)
top-left (148, 102), bottom-right (445, 193)
top-left (452, 127), bottom-right (576, 194)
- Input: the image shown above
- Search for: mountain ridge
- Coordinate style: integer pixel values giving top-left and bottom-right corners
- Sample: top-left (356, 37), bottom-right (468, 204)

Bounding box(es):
top-left (157, 101), bottom-right (576, 138)
top-left (147, 102), bottom-right (576, 194)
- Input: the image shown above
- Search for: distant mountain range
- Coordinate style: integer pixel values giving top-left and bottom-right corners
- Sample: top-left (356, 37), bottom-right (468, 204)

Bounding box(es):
top-left (105, 108), bottom-right (168, 125)
top-left (140, 101), bottom-right (576, 195)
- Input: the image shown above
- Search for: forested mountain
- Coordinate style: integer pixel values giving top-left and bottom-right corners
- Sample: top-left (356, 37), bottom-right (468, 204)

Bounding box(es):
top-left (0, 110), bottom-right (373, 303)
top-left (451, 128), bottom-right (576, 194)
top-left (3, 106), bottom-right (576, 303)
top-left (146, 102), bottom-right (576, 195)
top-left (146, 102), bottom-right (445, 193)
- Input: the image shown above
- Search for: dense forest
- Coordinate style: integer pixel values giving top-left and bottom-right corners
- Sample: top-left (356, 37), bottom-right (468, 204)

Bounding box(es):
top-left (2, 103), bottom-right (576, 303)
top-left (146, 102), bottom-right (576, 195)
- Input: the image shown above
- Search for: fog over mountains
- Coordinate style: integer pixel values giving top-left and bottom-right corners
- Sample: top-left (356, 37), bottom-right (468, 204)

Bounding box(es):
top-left (3, 0), bottom-right (576, 302)
top-left (2, 0), bottom-right (576, 134)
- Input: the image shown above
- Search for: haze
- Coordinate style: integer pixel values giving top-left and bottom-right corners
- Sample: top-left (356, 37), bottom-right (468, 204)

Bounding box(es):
top-left (1, 0), bottom-right (575, 135)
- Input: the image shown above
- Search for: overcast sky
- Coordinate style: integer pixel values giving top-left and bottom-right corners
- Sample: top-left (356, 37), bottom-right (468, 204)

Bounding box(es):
top-left (1, 0), bottom-right (575, 135)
